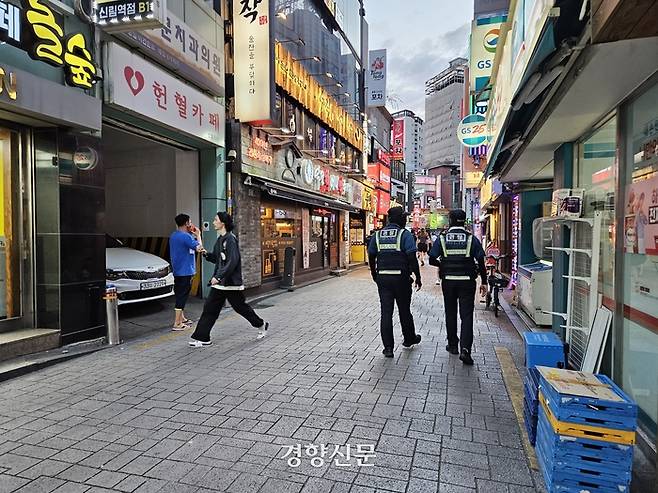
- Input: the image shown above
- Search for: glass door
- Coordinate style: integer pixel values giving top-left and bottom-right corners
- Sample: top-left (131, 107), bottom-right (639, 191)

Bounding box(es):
top-left (617, 82), bottom-right (658, 440)
top-left (0, 127), bottom-right (30, 330)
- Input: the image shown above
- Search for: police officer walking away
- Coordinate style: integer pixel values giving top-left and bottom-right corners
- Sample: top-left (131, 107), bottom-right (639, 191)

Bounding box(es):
top-left (429, 209), bottom-right (488, 365)
top-left (368, 206), bottom-right (422, 358)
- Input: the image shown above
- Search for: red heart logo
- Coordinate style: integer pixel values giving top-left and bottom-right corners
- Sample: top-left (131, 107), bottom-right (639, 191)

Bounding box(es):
top-left (124, 66), bottom-right (145, 96)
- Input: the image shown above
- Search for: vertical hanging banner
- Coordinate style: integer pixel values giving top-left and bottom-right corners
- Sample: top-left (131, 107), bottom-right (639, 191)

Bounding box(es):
top-left (233, 0), bottom-right (274, 123)
top-left (391, 119), bottom-right (404, 160)
top-left (469, 16), bottom-right (505, 92)
top-left (367, 49), bottom-right (387, 107)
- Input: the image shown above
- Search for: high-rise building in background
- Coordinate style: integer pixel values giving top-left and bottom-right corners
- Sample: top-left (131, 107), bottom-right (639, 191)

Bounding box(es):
top-left (390, 110), bottom-right (424, 173)
top-left (423, 58), bottom-right (468, 208)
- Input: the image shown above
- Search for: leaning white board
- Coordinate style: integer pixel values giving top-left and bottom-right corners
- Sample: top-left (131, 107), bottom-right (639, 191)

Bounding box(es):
top-left (581, 305), bottom-right (613, 373)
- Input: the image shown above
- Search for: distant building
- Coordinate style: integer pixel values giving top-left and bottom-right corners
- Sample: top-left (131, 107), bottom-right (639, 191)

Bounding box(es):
top-left (391, 109), bottom-right (424, 173)
top-left (423, 58), bottom-right (467, 209)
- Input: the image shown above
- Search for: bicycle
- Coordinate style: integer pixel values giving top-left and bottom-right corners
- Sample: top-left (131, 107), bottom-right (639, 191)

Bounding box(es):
top-left (484, 255), bottom-right (509, 318)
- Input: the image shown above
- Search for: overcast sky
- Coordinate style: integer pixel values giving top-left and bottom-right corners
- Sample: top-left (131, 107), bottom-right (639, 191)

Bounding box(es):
top-left (363, 0), bottom-right (473, 119)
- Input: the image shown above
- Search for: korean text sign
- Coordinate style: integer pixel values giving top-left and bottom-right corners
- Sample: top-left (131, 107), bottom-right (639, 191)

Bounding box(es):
top-left (275, 44), bottom-right (364, 150)
top-left (1, 0), bottom-right (98, 90)
top-left (367, 49), bottom-right (386, 107)
top-left (391, 119), bottom-right (404, 160)
top-left (233, 0), bottom-right (273, 122)
top-left (124, 10), bottom-right (224, 96)
top-left (106, 42), bottom-right (225, 146)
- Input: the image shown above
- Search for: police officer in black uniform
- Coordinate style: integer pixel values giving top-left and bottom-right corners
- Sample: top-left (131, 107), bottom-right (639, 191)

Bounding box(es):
top-left (429, 209), bottom-right (488, 365)
top-left (368, 207), bottom-right (422, 358)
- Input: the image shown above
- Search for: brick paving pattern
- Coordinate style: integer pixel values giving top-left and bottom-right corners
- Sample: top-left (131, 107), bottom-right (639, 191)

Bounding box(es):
top-left (0, 268), bottom-right (544, 493)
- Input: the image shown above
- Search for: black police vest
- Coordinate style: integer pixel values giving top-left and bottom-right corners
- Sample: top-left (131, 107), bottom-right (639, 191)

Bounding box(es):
top-left (375, 228), bottom-right (409, 276)
top-left (438, 229), bottom-right (478, 281)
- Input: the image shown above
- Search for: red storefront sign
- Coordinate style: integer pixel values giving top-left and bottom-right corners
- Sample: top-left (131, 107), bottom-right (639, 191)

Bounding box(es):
top-left (378, 149), bottom-right (391, 166)
top-left (379, 164), bottom-right (391, 192)
top-left (377, 190), bottom-right (391, 215)
top-left (367, 162), bottom-right (391, 191)
top-left (391, 119), bottom-right (404, 160)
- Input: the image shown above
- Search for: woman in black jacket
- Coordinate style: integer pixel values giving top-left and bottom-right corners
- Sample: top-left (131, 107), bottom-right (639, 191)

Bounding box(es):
top-left (189, 212), bottom-right (268, 347)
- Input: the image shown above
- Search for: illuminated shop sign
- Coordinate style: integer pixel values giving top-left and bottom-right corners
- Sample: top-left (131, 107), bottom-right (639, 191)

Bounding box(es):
top-left (95, 0), bottom-right (167, 32)
top-left (1, 0), bottom-right (98, 90)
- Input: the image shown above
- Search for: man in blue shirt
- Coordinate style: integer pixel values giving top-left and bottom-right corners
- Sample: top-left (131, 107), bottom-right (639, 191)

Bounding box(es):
top-left (368, 207), bottom-right (422, 358)
top-left (170, 214), bottom-right (204, 330)
top-left (429, 209), bottom-right (488, 365)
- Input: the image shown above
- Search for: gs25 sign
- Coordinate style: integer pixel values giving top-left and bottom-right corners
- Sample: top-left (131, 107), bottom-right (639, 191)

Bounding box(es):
top-left (457, 114), bottom-right (490, 148)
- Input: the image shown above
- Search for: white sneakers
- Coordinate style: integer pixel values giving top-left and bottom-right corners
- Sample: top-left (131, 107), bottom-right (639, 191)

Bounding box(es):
top-left (257, 322), bottom-right (269, 340)
top-left (188, 340), bottom-right (212, 348)
top-left (188, 322), bottom-right (269, 347)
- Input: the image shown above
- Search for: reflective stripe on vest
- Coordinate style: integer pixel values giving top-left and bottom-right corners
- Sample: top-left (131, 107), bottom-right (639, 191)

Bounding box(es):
top-left (379, 270), bottom-right (403, 275)
top-left (440, 234), bottom-right (472, 256)
top-left (444, 275), bottom-right (473, 280)
top-left (375, 228), bottom-right (404, 252)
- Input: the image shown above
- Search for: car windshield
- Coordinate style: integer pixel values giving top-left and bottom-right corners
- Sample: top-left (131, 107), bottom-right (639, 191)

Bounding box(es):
top-left (106, 235), bottom-right (124, 248)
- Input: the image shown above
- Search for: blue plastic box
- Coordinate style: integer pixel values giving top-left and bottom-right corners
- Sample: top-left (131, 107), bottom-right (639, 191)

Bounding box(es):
top-left (523, 331), bottom-right (565, 369)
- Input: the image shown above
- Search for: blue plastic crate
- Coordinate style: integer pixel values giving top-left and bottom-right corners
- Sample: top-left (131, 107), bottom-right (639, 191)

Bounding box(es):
top-left (524, 380), bottom-right (539, 413)
top-left (536, 407), bottom-right (633, 465)
top-left (527, 366), bottom-right (541, 389)
top-left (538, 373), bottom-right (638, 431)
top-left (523, 332), bottom-right (565, 369)
top-left (536, 409), bottom-right (633, 478)
top-left (523, 403), bottom-right (537, 446)
top-left (536, 429), bottom-right (631, 493)
top-left (523, 395), bottom-right (538, 423)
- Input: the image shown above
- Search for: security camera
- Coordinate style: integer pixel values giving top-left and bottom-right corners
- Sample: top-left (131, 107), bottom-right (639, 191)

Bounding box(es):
top-left (226, 149), bottom-right (237, 162)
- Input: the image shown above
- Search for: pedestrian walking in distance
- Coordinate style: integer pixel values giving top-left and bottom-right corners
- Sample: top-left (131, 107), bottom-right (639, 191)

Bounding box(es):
top-left (429, 209), bottom-right (487, 365)
top-left (169, 214), bottom-right (205, 331)
top-left (417, 228), bottom-right (429, 266)
top-left (368, 206), bottom-right (422, 358)
top-left (189, 212), bottom-right (268, 347)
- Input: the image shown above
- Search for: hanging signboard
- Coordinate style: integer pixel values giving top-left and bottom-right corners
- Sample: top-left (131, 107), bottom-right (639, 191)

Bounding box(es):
top-left (105, 42), bottom-right (225, 145)
top-left (470, 16), bottom-right (505, 92)
top-left (391, 119), bottom-right (404, 160)
top-left (457, 113), bottom-right (489, 148)
top-left (233, 0), bottom-right (274, 123)
top-left (367, 49), bottom-right (386, 107)
top-left (95, 0), bottom-right (167, 32)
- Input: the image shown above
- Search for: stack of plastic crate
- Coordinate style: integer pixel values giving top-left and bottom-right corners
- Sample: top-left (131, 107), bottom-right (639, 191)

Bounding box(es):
top-left (535, 367), bottom-right (638, 493)
top-left (523, 366), bottom-right (540, 445)
top-left (522, 331), bottom-right (565, 447)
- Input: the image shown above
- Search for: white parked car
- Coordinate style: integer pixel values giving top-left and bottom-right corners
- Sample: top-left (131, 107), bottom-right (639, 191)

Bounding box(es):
top-left (105, 235), bottom-right (174, 305)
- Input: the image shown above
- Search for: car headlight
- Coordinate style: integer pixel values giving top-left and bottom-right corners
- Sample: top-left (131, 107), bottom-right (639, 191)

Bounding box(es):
top-left (106, 269), bottom-right (126, 280)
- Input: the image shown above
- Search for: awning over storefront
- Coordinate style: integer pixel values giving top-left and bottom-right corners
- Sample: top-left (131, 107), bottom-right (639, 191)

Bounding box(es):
top-left (249, 177), bottom-right (361, 213)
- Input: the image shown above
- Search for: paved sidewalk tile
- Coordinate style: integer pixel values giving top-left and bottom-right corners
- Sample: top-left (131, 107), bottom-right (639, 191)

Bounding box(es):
top-left (0, 269), bottom-right (541, 492)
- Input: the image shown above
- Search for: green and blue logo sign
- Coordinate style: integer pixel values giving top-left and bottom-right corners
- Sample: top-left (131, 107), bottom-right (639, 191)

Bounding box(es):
top-left (457, 114), bottom-right (490, 148)
top-left (483, 28), bottom-right (500, 53)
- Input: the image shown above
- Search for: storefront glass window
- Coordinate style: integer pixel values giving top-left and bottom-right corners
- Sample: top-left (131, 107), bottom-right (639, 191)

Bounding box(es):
top-left (620, 82), bottom-right (658, 438)
top-left (0, 129), bottom-right (21, 321)
top-left (576, 116), bottom-right (617, 302)
top-left (260, 205), bottom-right (301, 278)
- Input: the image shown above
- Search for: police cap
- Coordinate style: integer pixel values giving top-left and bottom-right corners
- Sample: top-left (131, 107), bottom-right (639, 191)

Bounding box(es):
top-left (449, 209), bottom-right (467, 226)
top-left (387, 206), bottom-right (409, 223)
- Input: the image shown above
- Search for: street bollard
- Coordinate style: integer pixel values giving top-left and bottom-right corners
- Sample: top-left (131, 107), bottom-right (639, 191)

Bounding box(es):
top-left (104, 284), bottom-right (121, 345)
top-left (281, 246), bottom-right (296, 291)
